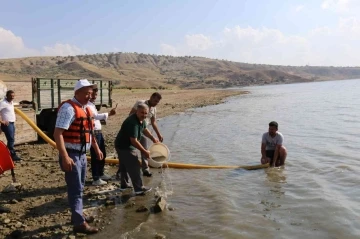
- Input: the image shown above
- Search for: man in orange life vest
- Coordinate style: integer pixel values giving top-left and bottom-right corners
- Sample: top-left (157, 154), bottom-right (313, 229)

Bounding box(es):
top-left (54, 79), bottom-right (103, 234)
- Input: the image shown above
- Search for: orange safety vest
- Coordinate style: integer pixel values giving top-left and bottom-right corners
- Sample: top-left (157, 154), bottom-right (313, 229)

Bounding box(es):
top-left (58, 100), bottom-right (94, 144)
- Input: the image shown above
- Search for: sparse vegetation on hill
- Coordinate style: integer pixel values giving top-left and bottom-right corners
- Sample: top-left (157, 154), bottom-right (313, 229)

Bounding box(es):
top-left (0, 52), bottom-right (360, 88)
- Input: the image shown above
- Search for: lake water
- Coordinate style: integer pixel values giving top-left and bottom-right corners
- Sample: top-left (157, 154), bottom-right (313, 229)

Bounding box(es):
top-left (95, 79), bottom-right (360, 239)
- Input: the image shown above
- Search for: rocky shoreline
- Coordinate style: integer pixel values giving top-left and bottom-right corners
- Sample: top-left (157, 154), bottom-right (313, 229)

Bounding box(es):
top-left (0, 88), bottom-right (246, 238)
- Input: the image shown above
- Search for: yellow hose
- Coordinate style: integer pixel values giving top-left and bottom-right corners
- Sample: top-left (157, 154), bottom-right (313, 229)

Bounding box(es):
top-left (103, 158), bottom-right (269, 170)
top-left (163, 162), bottom-right (269, 170)
top-left (15, 108), bottom-right (269, 170)
top-left (15, 108), bottom-right (56, 148)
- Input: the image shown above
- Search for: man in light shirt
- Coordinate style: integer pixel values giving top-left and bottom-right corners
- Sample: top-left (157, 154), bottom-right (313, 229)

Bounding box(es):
top-left (54, 79), bottom-right (103, 234)
top-left (260, 121), bottom-right (287, 167)
top-left (88, 86), bottom-right (116, 186)
top-left (0, 90), bottom-right (21, 161)
top-left (129, 92), bottom-right (163, 177)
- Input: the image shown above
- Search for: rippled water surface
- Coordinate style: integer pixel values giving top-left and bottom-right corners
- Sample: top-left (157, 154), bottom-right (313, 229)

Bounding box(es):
top-left (95, 79), bottom-right (360, 239)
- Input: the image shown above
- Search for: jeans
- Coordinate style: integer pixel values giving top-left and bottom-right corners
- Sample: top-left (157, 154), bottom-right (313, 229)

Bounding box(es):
top-left (90, 132), bottom-right (106, 181)
top-left (1, 122), bottom-right (16, 157)
top-left (59, 151), bottom-right (87, 226)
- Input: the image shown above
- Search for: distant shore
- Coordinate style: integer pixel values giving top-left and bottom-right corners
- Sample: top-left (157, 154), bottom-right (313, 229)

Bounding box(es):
top-left (0, 88), bottom-right (246, 238)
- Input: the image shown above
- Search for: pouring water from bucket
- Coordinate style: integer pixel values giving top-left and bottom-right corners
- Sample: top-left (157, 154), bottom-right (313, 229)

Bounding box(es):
top-left (148, 143), bottom-right (170, 168)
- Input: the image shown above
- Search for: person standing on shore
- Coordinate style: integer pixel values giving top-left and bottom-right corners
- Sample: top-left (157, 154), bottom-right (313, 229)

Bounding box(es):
top-left (260, 121), bottom-right (287, 167)
top-left (0, 90), bottom-right (21, 162)
top-left (129, 92), bottom-right (163, 177)
top-left (115, 103), bottom-right (158, 195)
top-left (53, 79), bottom-right (103, 234)
top-left (88, 86), bottom-right (116, 186)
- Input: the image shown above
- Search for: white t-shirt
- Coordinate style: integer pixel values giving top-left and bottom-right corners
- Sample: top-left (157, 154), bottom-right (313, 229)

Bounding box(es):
top-left (262, 132), bottom-right (284, 151)
top-left (0, 99), bottom-right (16, 122)
top-left (87, 102), bottom-right (108, 130)
top-left (132, 100), bottom-right (156, 126)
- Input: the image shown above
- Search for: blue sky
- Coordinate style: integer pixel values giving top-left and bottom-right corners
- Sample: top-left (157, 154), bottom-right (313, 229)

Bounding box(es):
top-left (1, 0), bottom-right (359, 66)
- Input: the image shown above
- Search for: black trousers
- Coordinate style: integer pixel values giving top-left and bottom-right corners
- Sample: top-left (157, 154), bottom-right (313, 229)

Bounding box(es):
top-left (90, 132), bottom-right (106, 181)
top-left (266, 150), bottom-right (278, 165)
top-left (116, 149), bottom-right (143, 192)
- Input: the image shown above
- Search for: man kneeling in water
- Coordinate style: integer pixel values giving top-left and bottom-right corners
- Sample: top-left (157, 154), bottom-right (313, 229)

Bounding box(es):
top-left (260, 121), bottom-right (287, 167)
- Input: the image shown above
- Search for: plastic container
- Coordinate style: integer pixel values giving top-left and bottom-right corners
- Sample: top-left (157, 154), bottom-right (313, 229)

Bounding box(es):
top-left (148, 143), bottom-right (170, 168)
top-left (0, 140), bottom-right (15, 174)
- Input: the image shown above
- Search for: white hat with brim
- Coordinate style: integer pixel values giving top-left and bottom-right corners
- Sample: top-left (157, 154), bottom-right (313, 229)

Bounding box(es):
top-left (74, 79), bottom-right (95, 92)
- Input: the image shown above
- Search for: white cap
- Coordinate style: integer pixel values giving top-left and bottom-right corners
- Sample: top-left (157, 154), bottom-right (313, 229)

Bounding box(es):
top-left (74, 79), bottom-right (95, 92)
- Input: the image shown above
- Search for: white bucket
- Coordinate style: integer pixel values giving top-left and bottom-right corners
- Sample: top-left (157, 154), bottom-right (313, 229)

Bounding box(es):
top-left (148, 143), bottom-right (170, 168)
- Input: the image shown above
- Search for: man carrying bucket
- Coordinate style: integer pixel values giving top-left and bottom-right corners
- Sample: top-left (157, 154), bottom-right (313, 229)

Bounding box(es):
top-left (54, 79), bottom-right (103, 234)
top-left (115, 103), bottom-right (158, 195)
top-left (0, 90), bottom-right (22, 162)
top-left (129, 92), bottom-right (163, 177)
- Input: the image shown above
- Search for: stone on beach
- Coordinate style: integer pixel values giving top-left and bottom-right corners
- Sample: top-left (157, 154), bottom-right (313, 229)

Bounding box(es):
top-left (2, 182), bottom-right (22, 193)
top-left (153, 197), bottom-right (167, 213)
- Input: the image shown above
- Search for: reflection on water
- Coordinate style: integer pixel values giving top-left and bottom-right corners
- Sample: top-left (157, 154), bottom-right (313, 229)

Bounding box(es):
top-left (266, 168), bottom-right (287, 184)
top-left (260, 168), bottom-right (287, 228)
top-left (93, 80), bottom-right (360, 239)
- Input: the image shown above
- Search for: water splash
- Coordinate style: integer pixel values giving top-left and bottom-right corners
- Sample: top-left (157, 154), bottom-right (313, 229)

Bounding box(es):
top-left (154, 164), bottom-right (174, 199)
top-left (120, 222), bottom-right (145, 239)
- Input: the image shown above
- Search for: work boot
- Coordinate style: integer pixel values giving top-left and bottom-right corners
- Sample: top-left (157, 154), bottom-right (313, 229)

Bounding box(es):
top-left (0, 205), bottom-right (10, 213)
top-left (71, 214), bottom-right (95, 224)
top-left (73, 222), bottom-right (98, 234)
top-left (84, 215), bottom-right (95, 223)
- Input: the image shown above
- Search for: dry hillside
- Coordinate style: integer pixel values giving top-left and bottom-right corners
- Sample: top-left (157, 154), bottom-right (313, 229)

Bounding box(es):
top-left (1, 52), bottom-right (360, 88)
